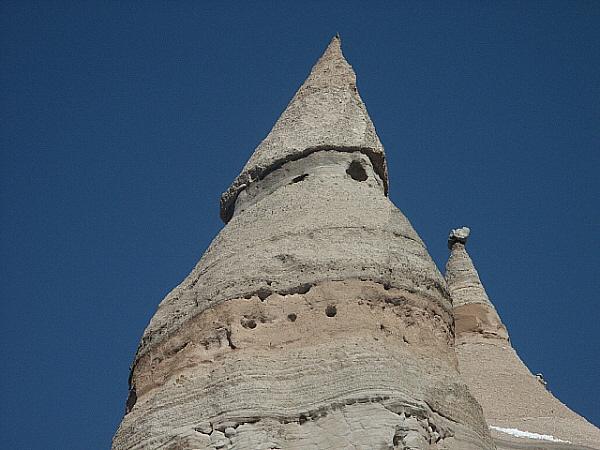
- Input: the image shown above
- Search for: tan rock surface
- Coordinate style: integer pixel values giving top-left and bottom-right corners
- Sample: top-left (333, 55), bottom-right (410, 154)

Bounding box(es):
top-left (113, 38), bottom-right (495, 448)
top-left (116, 280), bottom-right (493, 449)
top-left (446, 228), bottom-right (600, 449)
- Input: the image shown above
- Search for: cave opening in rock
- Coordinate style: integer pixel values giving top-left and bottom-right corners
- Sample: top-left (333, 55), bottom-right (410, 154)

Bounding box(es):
top-left (346, 160), bottom-right (368, 181)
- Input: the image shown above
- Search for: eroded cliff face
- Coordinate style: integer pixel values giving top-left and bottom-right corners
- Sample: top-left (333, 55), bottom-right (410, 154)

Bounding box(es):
top-left (113, 37), bottom-right (495, 449)
top-left (117, 280), bottom-right (492, 449)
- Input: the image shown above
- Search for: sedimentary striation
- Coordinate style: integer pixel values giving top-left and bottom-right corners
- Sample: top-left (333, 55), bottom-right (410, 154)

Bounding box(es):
top-left (113, 37), bottom-right (496, 449)
top-left (446, 228), bottom-right (600, 449)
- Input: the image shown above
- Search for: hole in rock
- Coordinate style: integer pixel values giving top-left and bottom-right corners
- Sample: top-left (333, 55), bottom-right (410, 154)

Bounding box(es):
top-left (296, 283), bottom-right (311, 295)
top-left (241, 318), bottom-right (257, 329)
top-left (287, 313), bottom-right (297, 322)
top-left (346, 160), bottom-right (368, 181)
top-left (291, 174), bottom-right (308, 184)
top-left (256, 287), bottom-right (272, 301)
top-left (325, 305), bottom-right (337, 317)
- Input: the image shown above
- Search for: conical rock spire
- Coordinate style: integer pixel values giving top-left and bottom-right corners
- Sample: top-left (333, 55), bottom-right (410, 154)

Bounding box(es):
top-left (446, 227), bottom-right (508, 340)
top-left (114, 40), bottom-right (496, 450)
top-left (221, 36), bottom-right (388, 223)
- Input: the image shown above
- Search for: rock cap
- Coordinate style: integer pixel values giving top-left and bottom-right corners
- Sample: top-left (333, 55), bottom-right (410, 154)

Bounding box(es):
top-left (448, 226), bottom-right (470, 249)
top-left (220, 35), bottom-right (388, 223)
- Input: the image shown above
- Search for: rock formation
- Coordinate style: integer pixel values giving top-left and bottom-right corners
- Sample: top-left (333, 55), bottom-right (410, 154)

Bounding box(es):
top-left (446, 227), bottom-right (600, 449)
top-left (113, 37), bottom-right (496, 449)
top-left (114, 36), bottom-right (600, 450)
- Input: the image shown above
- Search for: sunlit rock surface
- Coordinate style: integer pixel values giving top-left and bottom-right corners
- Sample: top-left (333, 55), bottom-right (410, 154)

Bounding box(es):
top-left (113, 37), bottom-right (495, 449)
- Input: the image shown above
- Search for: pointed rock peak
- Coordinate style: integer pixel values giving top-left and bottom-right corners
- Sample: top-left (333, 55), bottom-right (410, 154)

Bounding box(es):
top-left (324, 33), bottom-right (343, 59)
top-left (446, 227), bottom-right (509, 340)
top-left (220, 36), bottom-right (388, 223)
top-left (304, 35), bottom-right (355, 89)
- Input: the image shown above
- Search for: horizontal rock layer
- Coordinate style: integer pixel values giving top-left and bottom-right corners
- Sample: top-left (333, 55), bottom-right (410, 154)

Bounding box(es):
top-left (114, 280), bottom-right (494, 449)
top-left (136, 151), bottom-right (451, 365)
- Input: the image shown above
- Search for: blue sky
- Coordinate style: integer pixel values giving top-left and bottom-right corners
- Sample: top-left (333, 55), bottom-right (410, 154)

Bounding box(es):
top-left (1, 2), bottom-right (598, 448)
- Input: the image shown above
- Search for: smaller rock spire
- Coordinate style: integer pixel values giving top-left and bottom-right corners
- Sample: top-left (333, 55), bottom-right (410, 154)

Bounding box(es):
top-left (446, 227), bottom-right (509, 340)
top-left (448, 228), bottom-right (600, 447)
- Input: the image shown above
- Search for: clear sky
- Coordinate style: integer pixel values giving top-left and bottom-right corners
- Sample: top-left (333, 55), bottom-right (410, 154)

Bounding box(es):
top-left (1, 2), bottom-right (598, 448)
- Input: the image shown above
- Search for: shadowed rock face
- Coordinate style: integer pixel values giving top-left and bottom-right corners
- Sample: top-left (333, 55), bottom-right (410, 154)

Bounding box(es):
top-left (113, 38), bottom-right (495, 449)
top-left (446, 228), bottom-right (600, 449)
